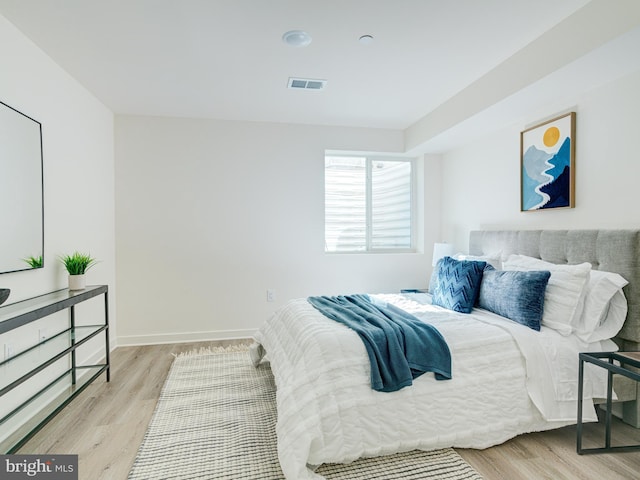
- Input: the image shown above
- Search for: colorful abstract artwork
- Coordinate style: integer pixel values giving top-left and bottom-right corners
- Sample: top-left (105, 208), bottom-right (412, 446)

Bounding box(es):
top-left (520, 112), bottom-right (575, 211)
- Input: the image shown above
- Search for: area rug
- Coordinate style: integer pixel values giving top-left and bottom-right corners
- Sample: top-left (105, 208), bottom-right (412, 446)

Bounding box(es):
top-left (128, 346), bottom-right (483, 480)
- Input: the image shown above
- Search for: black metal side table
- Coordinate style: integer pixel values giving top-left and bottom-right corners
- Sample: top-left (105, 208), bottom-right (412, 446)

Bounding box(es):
top-left (577, 351), bottom-right (640, 454)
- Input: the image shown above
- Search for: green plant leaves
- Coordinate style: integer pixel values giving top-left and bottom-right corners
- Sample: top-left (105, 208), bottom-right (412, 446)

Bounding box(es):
top-left (23, 255), bottom-right (43, 268)
top-left (59, 252), bottom-right (98, 275)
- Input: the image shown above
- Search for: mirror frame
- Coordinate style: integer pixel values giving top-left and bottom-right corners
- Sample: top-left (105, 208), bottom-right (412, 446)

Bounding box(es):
top-left (0, 100), bottom-right (44, 274)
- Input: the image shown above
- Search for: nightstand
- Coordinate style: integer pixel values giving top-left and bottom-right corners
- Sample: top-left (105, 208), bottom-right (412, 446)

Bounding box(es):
top-left (577, 351), bottom-right (640, 454)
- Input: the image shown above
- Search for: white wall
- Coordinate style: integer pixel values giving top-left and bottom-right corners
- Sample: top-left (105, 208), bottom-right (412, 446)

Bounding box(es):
top-left (440, 68), bottom-right (640, 252)
top-left (0, 14), bottom-right (116, 352)
top-left (115, 116), bottom-right (440, 344)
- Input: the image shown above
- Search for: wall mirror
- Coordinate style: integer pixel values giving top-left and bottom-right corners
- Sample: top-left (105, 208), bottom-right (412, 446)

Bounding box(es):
top-left (0, 100), bottom-right (44, 274)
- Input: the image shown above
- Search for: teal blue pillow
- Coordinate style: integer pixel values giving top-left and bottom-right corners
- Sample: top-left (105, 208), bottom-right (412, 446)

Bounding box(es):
top-left (432, 257), bottom-right (487, 313)
top-left (478, 270), bottom-right (551, 331)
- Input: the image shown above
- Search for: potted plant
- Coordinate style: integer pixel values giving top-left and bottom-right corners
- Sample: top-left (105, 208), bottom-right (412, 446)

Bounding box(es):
top-left (59, 252), bottom-right (98, 290)
top-left (23, 255), bottom-right (43, 269)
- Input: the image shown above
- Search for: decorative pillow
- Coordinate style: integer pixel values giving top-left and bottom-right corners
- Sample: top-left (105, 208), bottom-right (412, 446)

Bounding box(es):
top-left (431, 256), bottom-right (486, 313)
top-left (478, 270), bottom-right (551, 331)
top-left (575, 269), bottom-right (628, 343)
top-left (503, 255), bottom-right (591, 336)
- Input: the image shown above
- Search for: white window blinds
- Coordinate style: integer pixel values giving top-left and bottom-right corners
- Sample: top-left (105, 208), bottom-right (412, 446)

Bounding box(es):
top-left (325, 155), bottom-right (413, 253)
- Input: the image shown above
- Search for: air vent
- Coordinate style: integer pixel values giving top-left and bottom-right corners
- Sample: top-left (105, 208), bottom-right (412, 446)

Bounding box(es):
top-left (287, 77), bottom-right (327, 90)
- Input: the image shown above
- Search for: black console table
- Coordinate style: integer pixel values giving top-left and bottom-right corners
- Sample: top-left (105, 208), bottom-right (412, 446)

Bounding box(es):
top-left (577, 351), bottom-right (640, 454)
top-left (0, 285), bottom-right (110, 453)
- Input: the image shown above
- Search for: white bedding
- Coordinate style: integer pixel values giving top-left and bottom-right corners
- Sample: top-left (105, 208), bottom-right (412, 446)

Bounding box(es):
top-left (252, 293), bottom-right (613, 480)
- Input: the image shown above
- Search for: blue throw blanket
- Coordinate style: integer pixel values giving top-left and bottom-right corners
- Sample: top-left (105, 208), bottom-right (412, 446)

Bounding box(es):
top-left (307, 294), bottom-right (451, 392)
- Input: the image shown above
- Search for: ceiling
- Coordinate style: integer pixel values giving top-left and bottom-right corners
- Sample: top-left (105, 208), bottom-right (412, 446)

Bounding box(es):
top-left (1, 0), bottom-right (640, 152)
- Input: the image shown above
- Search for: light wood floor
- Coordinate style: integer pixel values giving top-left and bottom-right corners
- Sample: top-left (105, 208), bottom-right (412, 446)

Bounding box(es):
top-left (18, 342), bottom-right (640, 480)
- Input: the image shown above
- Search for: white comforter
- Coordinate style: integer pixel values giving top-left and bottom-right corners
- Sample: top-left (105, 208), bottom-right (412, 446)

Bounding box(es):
top-left (252, 293), bottom-right (612, 480)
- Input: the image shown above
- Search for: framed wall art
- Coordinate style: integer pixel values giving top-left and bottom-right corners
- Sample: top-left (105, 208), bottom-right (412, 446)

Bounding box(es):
top-left (520, 112), bottom-right (575, 211)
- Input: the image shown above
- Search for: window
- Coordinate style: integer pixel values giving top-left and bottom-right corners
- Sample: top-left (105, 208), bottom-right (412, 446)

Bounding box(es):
top-left (325, 155), bottom-right (414, 253)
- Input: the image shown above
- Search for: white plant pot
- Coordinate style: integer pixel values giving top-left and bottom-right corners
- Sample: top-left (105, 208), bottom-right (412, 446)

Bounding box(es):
top-left (68, 274), bottom-right (86, 291)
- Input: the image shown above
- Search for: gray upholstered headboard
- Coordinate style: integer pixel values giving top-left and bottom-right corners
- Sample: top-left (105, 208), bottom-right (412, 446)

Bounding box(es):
top-left (469, 230), bottom-right (640, 349)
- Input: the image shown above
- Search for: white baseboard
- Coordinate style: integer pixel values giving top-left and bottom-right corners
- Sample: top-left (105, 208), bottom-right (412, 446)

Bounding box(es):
top-left (116, 328), bottom-right (257, 347)
top-left (83, 347), bottom-right (109, 365)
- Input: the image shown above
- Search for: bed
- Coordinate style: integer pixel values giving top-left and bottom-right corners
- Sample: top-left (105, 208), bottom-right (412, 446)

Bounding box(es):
top-left (251, 229), bottom-right (640, 480)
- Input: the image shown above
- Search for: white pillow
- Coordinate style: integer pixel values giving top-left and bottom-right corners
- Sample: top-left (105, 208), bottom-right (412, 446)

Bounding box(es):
top-left (575, 269), bottom-right (628, 343)
top-left (454, 252), bottom-right (502, 270)
top-left (503, 254), bottom-right (591, 335)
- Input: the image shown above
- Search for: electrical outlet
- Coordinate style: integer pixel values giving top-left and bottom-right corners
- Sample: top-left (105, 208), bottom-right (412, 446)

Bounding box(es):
top-left (4, 343), bottom-right (15, 361)
top-left (266, 289), bottom-right (275, 302)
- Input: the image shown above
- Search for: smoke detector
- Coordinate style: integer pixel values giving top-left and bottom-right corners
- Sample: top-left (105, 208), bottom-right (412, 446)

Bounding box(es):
top-left (287, 77), bottom-right (327, 90)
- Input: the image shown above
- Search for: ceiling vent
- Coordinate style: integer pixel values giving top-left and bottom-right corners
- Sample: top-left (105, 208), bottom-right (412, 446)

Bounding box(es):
top-left (287, 77), bottom-right (327, 90)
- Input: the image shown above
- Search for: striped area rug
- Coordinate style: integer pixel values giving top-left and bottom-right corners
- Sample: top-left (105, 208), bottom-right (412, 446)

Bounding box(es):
top-left (128, 347), bottom-right (483, 480)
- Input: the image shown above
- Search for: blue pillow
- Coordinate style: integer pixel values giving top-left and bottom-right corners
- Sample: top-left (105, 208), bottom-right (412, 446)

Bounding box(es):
top-left (478, 270), bottom-right (551, 331)
top-left (432, 256), bottom-right (487, 313)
